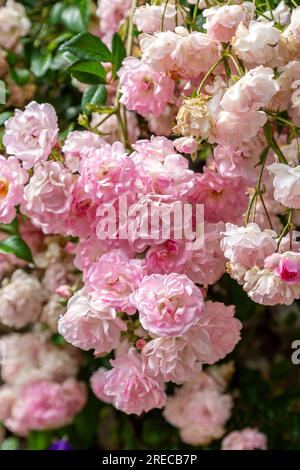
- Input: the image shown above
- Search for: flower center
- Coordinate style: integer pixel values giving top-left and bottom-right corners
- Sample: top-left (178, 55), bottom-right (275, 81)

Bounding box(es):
top-left (0, 178), bottom-right (9, 199)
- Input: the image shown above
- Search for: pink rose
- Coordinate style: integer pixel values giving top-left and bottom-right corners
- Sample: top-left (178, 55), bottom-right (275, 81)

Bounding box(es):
top-left (244, 267), bottom-right (300, 305)
top-left (0, 156), bottom-right (28, 224)
top-left (265, 251), bottom-right (300, 285)
top-left (191, 170), bottom-right (248, 224)
top-left (172, 27), bottom-right (220, 80)
top-left (119, 57), bottom-right (175, 117)
top-left (0, 270), bottom-right (44, 328)
top-left (221, 223), bottom-right (277, 270)
top-left (233, 21), bottom-right (280, 67)
top-left (130, 273), bottom-right (204, 337)
top-left (134, 3), bottom-right (184, 34)
top-left (164, 372), bottom-right (232, 445)
top-left (187, 222), bottom-right (226, 285)
top-left (221, 66), bottom-right (279, 115)
top-left (216, 110), bottom-right (267, 145)
top-left (78, 141), bottom-right (137, 204)
top-left (222, 428), bottom-right (267, 450)
top-left (144, 240), bottom-right (191, 276)
top-left (186, 301), bottom-right (242, 365)
top-left (173, 137), bottom-right (198, 154)
top-left (62, 130), bottom-right (105, 173)
top-left (3, 101), bottom-right (58, 169)
top-left (267, 163), bottom-right (300, 209)
top-left (203, 5), bottom-right (249, 43)
top-left (21, 161), bottom-right (73, 234)
top-left (58, 289), bottom-right (126, 354)
top-left (4, 379), bottom-right (86, 436)
top-left (84, 249), bottom-right (144, 314)
top-left (91, 349), bottom-right (166, 415)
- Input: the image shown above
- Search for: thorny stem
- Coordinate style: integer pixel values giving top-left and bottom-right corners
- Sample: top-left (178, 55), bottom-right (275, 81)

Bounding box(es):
top-left (114, 0), bottom-right (138, 149)
top-left (245, 146), bottom-right (271, 226)
top-left (197, 57), bottom-right (224, 94)
top-left (161, 0), bottom-right (170, 31)
top-left (277, 209), bottom-right (293, 250)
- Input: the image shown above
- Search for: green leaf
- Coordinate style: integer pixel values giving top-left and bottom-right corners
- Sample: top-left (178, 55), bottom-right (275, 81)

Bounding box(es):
top-left (10, 68), bottom-right (30, 86)
top-left (0, 437), bottom-right (19, 450)
top-left (85, 105), bottom-right (115, 114)
top-left (31, 50), bottom-right (52, 78)
top-left (82, 84), bottom-right (107, 112)
top-left (60, 32), bottom-right (113, 63)
top-left (28, 431), bottom-right (51, 450)
top-left (61, 0), bottom-right (90, 33)
top-left (0, 111), bottom-right (13, 127)
top-left (112, 33), bottom-right (126, 80)
top-left (264, 122), bottom-right (288, 164)
top-left (0, 235), bottom-right (33, 263)
top-left (0, 218), bottom-right (19, 235)
top-left (68, 60), bottom-right (106, 85)
top-left (50, 2), bottom-right (65, 25)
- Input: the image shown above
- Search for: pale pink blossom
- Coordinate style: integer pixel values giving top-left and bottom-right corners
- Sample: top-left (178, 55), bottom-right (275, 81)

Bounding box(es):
top-left (21, 161), bottom-right (73, 234)
top-left (74, 237), bottom-right (134, 273)
top-left (264, 251), bottom-right (300, 285)
top-left (84, 249), bottom-right (144, 315)
top-left (130, 273), bottom-right (204, 337)
top-left (90, 368), bottom-right (114, 404)
top-left (133, 138), bottom-right (195, 199)
top-left (0, 156), bottom-right (28, 224)
top-left (221, 67), bottom-right (279, 115)
top-left (142, 301), bottom-right (240, 383)
top-left (65, 180), bottom-right (97, 238)
top-left (3, 101), bottom-right (58, 169)
top-left (91, 349), bottom-right (166, 415)
top-left (267, 163), bottom-right (300, 209)
top-left (134, 3), bottom-right (184, 34)
top-left (186, 301), bottom-right (242, 365)
top-left (119, 57), bottom-right (175, 117)
top-left (187, 222), bottom-right (226, 285)
top-left (203, 5), bottom-right (249, 43)
top-left (144, 240), bottom-right (191, 276)
top-left (221, 223), bottom-right (277, 270)
top-left (215, 110), bottom-right (267, 145)
top-left (243, 267), bottom-right (300, 305)
top-left (191, 169), bottom-right (248, 224)
top-left (78, 141), bottom-right (137, 204)
top-left (0, 332), bottom-right (79, 386)
top-left (4, 379), bottom-right (86, 436)
top-left (0, 0), bottom-right (30, 49)
top-left (164, 372), bottom-right (232, 445)
top-left (42, 261), bottom-right (73, 294)
top-left (142, 336), bottom-right (203, 385)
top-left (173, 137), bottom-right (198, 154)
top-left (172, 27), bottom-right (220, 80)
top-left (233, 21), bottom-right (280, 66)
top-left (62, 130), bottom-right (105, 173)
top-left (222, 428), bottom-right (267, 450)
top-left (213, 135), bottom-right (266, 185)
top-left (290, 6), bottom-right (300, 42)
top-left (96, 0), bottom-right (131, 41)
top-left (58, 289), bottom-right (126, 354)
top-left (139, 31), bottom-right (178, 73)
top-left (0, 270), bottom-right (44, 328)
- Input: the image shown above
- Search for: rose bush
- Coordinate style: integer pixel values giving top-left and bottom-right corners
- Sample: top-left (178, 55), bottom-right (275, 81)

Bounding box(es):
top-left (0, 0), bottom-right (299, 452)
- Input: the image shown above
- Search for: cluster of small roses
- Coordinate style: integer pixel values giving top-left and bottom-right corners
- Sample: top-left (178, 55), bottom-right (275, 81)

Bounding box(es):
top-left (113, 1), bottom-right (300, 308)
top-left (164, 363), bottom-right (267, 450)
top-left (0, 227), bottom-right (87, 438)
